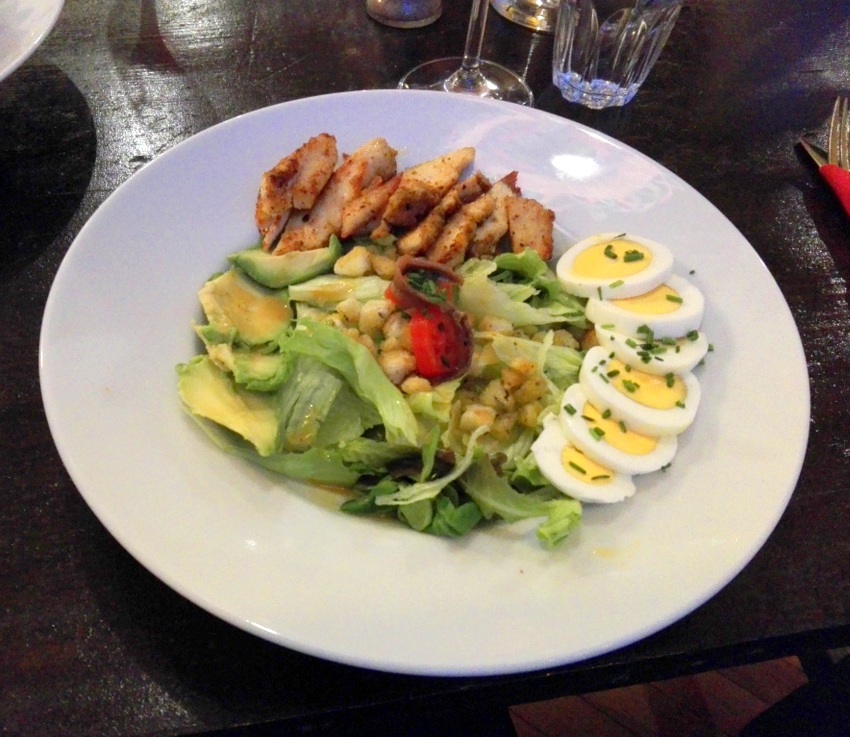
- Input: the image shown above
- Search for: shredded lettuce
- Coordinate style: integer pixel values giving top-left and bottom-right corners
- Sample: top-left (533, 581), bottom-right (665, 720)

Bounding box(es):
top-left (458, 253), bottom-right (587, 329)
top-left (459, 456), bottom-right (582, 548)
top-left (375, 426), bottom-right (488, 506)
top-left (280, 320), bottom-right (419, 447)
top-left (288, 274), bottom-right (390, 306)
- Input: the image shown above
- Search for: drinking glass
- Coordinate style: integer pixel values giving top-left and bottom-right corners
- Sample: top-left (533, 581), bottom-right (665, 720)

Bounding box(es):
top-left (552, 0), bottom-right (682, 109)
top-left (490, 0), bottom-right (560, 33)
top-left (398, 0), bottom-right (534, 106)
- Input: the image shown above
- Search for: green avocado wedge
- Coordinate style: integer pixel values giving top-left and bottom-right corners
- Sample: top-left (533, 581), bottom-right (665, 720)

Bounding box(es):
top-left (229, 235), bottom-right (342, 288)
top-left (177, 355), bottom-right (280, 456)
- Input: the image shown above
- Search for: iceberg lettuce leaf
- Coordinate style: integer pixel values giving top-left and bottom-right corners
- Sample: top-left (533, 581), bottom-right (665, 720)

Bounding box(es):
top-left (280, 320), bottom-right (419, 446)
top-left (460, 456), bottom-right (582, 548)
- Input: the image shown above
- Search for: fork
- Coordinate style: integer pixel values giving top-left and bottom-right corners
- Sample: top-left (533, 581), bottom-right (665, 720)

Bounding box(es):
top-left (798, 96), bottom-right (850, 218)
top-left (828, 96), bottom-right (850, 169)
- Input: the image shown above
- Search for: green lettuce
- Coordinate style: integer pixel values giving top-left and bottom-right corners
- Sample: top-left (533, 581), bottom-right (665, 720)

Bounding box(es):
top-left (279, 320), bottom-right (419, 446)
top-left (460, 456), bottom-right (582, 548)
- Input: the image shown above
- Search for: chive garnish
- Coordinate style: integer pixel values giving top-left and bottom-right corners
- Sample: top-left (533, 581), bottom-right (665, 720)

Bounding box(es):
top-left (606, 369), bottom-right (620, 378)
top-left (590, 427), bottom-right (605, 440)
top-left (618, 420), bottom-right (627, 433)
top-left (604, 244), bottom-right (618, 260)
top-left (622, 379), bottom-right (640, 393)
top-left (591, 474), bottom-right (611, 481)
top-left (666, 294), bottom-right (684, 304)
top-left (623, 249), bottom-right (645, 262)
top-left (665, 373), bottom-right (675, 388)
top-left (569, 461), bottom-right (587, 474)
top-left (609, 279), bottom-right (625, 288)
top-left (564, 403), bottom-right (577, 416)
top-left (601, 408), bottom-right (612, 419)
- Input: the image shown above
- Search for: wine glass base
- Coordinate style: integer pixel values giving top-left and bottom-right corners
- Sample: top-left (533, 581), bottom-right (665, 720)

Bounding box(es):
top-left (490, 0), bottom-right (558, 33)
top-left (398, 57), bottom-right (534, 106)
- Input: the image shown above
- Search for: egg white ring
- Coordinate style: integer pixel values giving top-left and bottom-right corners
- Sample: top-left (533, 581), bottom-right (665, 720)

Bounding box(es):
top-left (556, 232), bottom-right (674, 299)
top-left (595, 324), bottom-right (710, 376)
top-left (585, 274), bottom-right (705, 340)
top-left (559, 383), bottom-right (677, 476)
top-left (531, 416), bottom-right (636, 504)
top-left (579, 346), bottom-right (701, 437)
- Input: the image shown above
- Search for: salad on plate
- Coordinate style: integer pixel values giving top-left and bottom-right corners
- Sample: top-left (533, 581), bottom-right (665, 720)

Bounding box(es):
top-left (177, 134), bottom-right (709, 549)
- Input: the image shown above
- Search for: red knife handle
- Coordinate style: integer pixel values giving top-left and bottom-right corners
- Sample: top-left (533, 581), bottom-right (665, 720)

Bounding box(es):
top-left (819, 164), bottom-right (850, 218)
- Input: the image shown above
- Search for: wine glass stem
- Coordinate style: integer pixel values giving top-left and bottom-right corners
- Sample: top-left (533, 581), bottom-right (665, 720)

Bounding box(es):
top-left (460, 0), bottom-right (488, 75)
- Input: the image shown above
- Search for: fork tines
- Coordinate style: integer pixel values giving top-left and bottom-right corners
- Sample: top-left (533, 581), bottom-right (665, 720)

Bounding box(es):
top-left (828, 96), bottom-right (850, 170)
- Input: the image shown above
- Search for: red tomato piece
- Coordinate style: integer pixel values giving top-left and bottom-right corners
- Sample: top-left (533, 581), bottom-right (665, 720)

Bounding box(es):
top-left (408, 308), bottom-right (469, 381)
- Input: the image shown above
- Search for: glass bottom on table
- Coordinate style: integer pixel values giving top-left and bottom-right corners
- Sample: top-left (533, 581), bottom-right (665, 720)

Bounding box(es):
top-left (398, 57), bottom-right (534, 106)
top-left (490, 0), bottom-right (558, 32)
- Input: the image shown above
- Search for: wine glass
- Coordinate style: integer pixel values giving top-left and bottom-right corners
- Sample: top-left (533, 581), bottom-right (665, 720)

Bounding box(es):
top-left (397, 0), bottom-right (534, 106)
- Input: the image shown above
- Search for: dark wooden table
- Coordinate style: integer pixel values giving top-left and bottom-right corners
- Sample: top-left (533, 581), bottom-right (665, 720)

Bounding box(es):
top-left (2, 0), bottom-right (849, 735)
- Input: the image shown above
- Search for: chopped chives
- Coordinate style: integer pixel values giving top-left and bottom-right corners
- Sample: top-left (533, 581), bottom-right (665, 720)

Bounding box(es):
top-left (623, 249), bottom-right (645, 263)
top-left (618, 420), bottom-right (627, 433)
top-left (606, 369), bottom-right (620, 378)
top-left (676, 400), bottom-right (686, 408)
top-left (665, 373), bottom-right (675, 388)
top-left (622, 379), bottom-right (640, 392)
top-left (589, 427), bottom-right (605, 440)
top-left (591, 474), bottom-right (611, 481)
top-left (564, 403), bottom-right (577, 415)
top-left (604, 244), bottom-right (618, 260)
top-left (687, 330), bottom-right (699, 341)
top-left (601, 408), bottom-right (612, 419)
top-left (609, 279), bottom-right (625, 288)
top-left (569, 461), bottom-right (587, 474)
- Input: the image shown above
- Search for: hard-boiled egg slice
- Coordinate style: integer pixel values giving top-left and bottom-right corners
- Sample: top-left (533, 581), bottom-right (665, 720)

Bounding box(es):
top-left (579, 346), bottom-right (700, 436)
top-left (559, 384), bottom-right (677, 476)
top-left (595, 323), bottom-right (710, 376)
top-left (531, 416), bottom-right (636, 504)
top-left (585, 274), bottom-right (704, 340)
top-left (556, 232), bottom-right (674, 299)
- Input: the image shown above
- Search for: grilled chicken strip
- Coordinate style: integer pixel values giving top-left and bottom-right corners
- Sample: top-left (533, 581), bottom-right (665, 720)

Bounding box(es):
top-left (256, 133), bottom-right (338, 252)
top-left (273, 137), bottom-right (398, 255)
top-left (382, 147), bottom-right (476, 229)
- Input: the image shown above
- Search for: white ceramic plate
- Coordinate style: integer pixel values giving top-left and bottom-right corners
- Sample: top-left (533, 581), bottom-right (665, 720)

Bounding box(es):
top-left (0, 0), bottom-right (63, 83)
top-left (39, 90), bottom-right (810, 676)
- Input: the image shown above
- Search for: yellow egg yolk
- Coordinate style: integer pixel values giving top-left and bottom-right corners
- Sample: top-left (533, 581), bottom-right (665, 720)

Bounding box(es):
top-left (572, 238), bottom-right (652, 279)
top-left (610, 284), bottom-right (681, 315)
top-left (561, 444), bottom-right (614, 485)
top-left (605, 357), bottom-right (687, 409)
top-left (580, 401), bottom-right (658, 455)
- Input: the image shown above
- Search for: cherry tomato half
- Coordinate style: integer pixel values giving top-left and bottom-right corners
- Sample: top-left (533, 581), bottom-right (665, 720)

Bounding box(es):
top-left (408, 308), bottom-right (471, 381)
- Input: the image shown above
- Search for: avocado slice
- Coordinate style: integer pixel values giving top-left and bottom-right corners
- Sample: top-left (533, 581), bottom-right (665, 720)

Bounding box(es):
top-left (203, 342), bottom-right (291, 392)
top-left (177, 356), bottom-right (279, 456)
top-left (198, 268), bottom-right (292, 346)
top-left (229, 235), bottom-right (342, 289)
